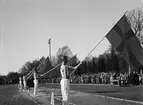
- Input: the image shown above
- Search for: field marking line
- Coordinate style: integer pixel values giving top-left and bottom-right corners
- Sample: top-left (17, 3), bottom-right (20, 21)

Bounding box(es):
top-left (40, 85), bottom-right (143, 105)
top-left (20, 89), bottom-right (41, 105)
top-left (20, 87), bottom-right (76, 105)
top-left (55, 96), bottom-right (76, 105)
top-left (91, 93), bottom-right (143, 105)
top-left (73, 90), bottom-right (143, 105)
top-left (16, 86), bottom-right (40, 105)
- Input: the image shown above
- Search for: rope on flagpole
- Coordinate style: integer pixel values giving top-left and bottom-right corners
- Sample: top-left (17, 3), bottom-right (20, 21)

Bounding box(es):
top-left (70, 36), bottom-right (106, 76)
top-left (40, 54), bottom-right (77, 77)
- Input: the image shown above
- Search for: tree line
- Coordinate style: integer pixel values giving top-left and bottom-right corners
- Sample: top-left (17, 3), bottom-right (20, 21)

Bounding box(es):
top-left (0, 45), bottom-right (128, 85)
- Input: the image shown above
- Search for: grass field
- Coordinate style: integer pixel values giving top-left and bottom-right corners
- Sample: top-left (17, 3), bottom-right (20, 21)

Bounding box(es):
top-left (0, 85), bottom-right (37, 105)
top-left (40, 83), bottom-right (143, 102)
top-left (0, 84), bottom-right (142, 105)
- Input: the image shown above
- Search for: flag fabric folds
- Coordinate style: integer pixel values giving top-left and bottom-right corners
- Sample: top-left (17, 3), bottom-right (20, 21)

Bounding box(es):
top-left (67, 55), bottom-right (77, 66)
top-left (106, 15), bottom-right (143, 70)
top-left (48, 38), bottom-right (51, 44)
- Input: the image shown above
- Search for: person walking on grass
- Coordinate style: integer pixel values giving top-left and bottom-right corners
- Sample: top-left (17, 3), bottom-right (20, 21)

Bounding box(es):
top-left (60, 56), bottom-right (80, 105)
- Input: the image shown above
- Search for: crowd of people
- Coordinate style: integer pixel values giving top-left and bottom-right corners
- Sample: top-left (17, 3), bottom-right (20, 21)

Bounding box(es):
top-left (70, 71), bottom-right (143, 86)
top-left (39, 71), bottom-right (143, 87)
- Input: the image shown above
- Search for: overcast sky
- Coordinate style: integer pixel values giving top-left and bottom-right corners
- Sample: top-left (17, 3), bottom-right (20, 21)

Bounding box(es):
top-left (0, 0), bottom-right (142, 75)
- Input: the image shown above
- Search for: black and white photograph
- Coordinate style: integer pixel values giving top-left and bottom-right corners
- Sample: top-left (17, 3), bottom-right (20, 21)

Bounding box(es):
top-left (0, 0), bottom-right (143, 105)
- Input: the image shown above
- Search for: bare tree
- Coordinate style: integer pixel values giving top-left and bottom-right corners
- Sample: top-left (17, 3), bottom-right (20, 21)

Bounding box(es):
top-left (126, 6), bottom-right (143, 43)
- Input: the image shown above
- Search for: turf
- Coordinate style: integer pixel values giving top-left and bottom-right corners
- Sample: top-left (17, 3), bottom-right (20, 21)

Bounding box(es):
top-left (40, 83), bottom-right (143, 102)
top-left (0, 85), bottom-right (37, 105)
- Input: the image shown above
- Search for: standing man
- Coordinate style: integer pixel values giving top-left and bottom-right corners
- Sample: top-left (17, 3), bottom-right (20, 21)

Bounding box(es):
top-left (33, 70), bottom-right (38, 96)
top-left (23, 76), bottom-right (27, 91)
top-left (140, 69), bottom-right (143, 85)
top-left (19, 77), bottom-right (23, 91)
top-left (110, 73), bottom-right (113, 86)
top-left (60, 56), bottom-right (80, 105)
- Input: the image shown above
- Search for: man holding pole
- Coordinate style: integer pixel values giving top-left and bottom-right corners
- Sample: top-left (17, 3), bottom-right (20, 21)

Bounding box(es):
top-left (19, 77), bottom-right (23, 91)
top-left (23, 76), bottom-right (27, 92)
top-left (33, 70), bottom-right (39, 96)
top-left (60, 56), bottom-right (80, 105)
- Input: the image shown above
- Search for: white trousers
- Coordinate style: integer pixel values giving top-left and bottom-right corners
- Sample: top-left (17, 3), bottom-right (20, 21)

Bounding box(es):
top-left (23, 81), bottom-right (27, 90)
top-left (19, 81), bottom-right (22, 90)
top-left (60, 79), bottom-right (70, 105)
top-left (33, 80), bottom-right (38, 96)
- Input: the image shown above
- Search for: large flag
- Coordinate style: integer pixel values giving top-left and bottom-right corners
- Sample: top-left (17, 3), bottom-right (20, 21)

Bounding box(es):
top-left (48, 38), bottom-right (51, 44)
top-left (106, 15), bottom-right (143, 70)
top-left (67, 54), bottom-right (78, 66)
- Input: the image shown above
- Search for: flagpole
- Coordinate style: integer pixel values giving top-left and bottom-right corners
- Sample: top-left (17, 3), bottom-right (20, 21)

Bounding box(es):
top-left (25, 67), bottom-right (36, 78)
top-left (70, 35), bottom-right (106, 76)
top-left (70, 11), bottom-right (130, 76)
top-left (41, 63), bottom-right (61, 77)
top-left (124, 10), bottom-right (128, 15)
top-left (26, 67), bottom-right (36, 80)
top-left (48, 38), bottom-right (51, 61)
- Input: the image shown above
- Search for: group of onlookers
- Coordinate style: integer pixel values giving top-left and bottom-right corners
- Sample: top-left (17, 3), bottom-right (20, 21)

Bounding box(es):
top-left (129, 71), bottom-right (143, 86)
top-left (39, 71), bottom-right (143, 87)
top-left (70, 72), bottom-right (111, 84)
top-left (110, 71), bottom-right (143, 86)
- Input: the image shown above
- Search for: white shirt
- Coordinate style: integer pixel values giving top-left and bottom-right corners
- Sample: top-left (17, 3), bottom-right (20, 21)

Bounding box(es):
top-left (60, 64), bottom-right (68, 79)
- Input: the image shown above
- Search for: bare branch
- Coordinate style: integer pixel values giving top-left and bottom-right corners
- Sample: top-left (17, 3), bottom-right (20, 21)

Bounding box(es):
top-left (126, 6), bottom-right (143, 43)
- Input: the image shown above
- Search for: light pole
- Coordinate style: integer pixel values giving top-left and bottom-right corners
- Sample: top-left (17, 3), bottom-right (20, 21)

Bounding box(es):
top-left (48, 38), bottom-right (51, 61)
top-left (48, 38), bottom-right (52, 79)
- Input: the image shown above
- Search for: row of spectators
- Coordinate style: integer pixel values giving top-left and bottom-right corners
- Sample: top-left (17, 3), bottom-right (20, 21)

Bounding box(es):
top-left (39, 71), bottom-right (143, 86)
top-left (110, 71), bottom-right (143, 86)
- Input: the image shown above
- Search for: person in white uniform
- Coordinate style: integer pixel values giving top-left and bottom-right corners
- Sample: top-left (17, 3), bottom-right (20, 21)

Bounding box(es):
top-left (110, 74), bottom-right (113, 86)
top-left (23, 76), bottom-right (27, 91)
top-left (19, 77), bottom-right (23, 91)
top-left (33, 70), bottom-right (38, 96)
top-left (60, 56), bottom-right (80, 105)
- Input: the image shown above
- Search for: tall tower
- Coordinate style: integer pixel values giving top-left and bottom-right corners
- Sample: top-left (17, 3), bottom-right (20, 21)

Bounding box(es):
top-left (48, 38), bottom-right (51, 61)
top-left (48, 38), bottom-right (52, 79)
